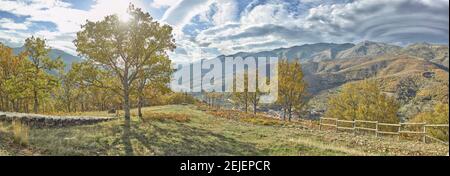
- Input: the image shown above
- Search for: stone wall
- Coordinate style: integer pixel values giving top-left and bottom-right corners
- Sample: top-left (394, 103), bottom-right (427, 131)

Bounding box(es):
top-left (0, 112), bottom-right (117, 128)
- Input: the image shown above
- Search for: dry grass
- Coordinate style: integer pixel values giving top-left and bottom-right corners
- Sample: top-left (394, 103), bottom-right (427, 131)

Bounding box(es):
top-left (11, 119), bottom-right (29, 146)
top-left (208, 109), bottom-right (287, 126)
top-left (1, 105), bottom-right (448, 156)
top-left (141, 112), bottom-right (192, 122)
top-left (46, 111), bottom-right (115, 117)
top-left (205, 108), bottom-right (313, 128)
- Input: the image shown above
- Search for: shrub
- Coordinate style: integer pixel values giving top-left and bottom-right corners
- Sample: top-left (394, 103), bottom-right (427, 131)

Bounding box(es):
top-left (12, 119), bottom-right (29, 146)
top-left (326, 80), bottom-right (400, 123)
top-left (411, 103), bottom-right (449, 142)
top-left (165, 93), bottom-right (197, 105)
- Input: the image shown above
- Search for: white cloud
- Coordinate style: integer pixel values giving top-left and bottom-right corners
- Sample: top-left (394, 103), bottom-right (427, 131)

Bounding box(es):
top-left (0, 18), bottom-right (30, 30)
top-left (0, 0), bottom-right (146, 54)
top-left (161, 0), bottom-right (214, 29)
top-left (192, 0), bottom-right (449, 56)
top-left (1, 0), bottom-right (448, 61)
top-left (150, 0), bottom-right (181, 8)
top-left (211, 0), bottom-right (239, 25)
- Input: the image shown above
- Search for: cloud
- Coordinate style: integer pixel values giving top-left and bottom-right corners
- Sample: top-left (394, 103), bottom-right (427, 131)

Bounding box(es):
top-left (0, 0), bottom-right (144, 54)
top-left (161, 0), bottom-right (214, 29)
top-left (0, 18), bottom-right (30, 30)
top-left (192, 0), bottom-right (449, 56)
top-left (1, 0), bottom-right (448, 62)
top-left (150, 0), bottom-right (181, 8)
top-left (304, 0), bottom-right (449, 43)
top-left (211, 0), bottom-right (239, 25)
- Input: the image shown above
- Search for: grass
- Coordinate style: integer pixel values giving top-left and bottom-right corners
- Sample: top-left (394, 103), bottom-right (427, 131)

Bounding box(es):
top-left (1, 105), bottom-right (448, 156)
top-left (11, 119), bottom-right (29, 146)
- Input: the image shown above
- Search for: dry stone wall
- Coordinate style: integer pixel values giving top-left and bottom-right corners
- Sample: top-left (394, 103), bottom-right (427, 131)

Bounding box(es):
top-left (0, 112), bottom-right (116, 128)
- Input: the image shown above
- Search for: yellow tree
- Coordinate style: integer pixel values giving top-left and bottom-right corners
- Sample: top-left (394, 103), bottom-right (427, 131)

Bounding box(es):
top-left (74, 5), bottom-right (175, 127)
top-left (326, 80), bottom-right (399, 123)
top-left (24, 36), bottom-right (63, 113)
top-left (134, 54), bottom-right (173, 118)
top-left (0, 43), bottom-right (33, 112)
top-left (411, 103), bottom-right (449, 141)
top-left (230, 73), bottom-right (249, 113)
top-left (277, 59), bottom-right (308, 121)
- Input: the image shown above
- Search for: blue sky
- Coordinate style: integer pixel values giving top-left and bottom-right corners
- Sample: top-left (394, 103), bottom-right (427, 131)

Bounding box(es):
top-left (0, 0), bottom-right (449, 63)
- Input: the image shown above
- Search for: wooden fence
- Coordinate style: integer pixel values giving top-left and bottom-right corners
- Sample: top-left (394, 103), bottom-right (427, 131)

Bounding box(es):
top-left (319, 117), bottom-right (449, 144)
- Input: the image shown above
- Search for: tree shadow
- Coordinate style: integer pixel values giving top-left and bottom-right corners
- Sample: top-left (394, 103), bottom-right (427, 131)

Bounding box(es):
top-left (122, 123), bottom-right (134, 156)
top-left (129, 121), bottom-right (261, 156)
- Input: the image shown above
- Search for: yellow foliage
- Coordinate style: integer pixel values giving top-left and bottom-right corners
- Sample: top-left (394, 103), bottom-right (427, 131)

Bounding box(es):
top-left (326, 80), bottom-right (400, 123)
top-left (12, 120), bottom-right (29, 146)
top-left (411, 103), bottom-right (449, 142)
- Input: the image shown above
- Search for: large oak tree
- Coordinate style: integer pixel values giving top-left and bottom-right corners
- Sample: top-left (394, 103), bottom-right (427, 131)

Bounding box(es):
top-left (74, 5), bottom-right (175, 126)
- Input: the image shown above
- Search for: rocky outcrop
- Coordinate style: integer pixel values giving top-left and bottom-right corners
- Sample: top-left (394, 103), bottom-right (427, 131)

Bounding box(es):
top-left (0, 112), bottom-right (116, 128)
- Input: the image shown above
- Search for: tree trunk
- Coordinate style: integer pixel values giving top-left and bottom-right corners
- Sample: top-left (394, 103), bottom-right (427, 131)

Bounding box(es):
top-left (67, 100), bottom-right (71, 112)
top-left (138, 94), bottom-right (143, 119)
top-left (33, 89), bottom-right (38, 113)
top-left (123, 80), bottom-right (131, 126)
top-left (288, 106), bottom-right (292, 122)
top-left (253, 94), bottom-right (257, 115)
top-left (122, 81), bottom-right (133, 156)
top-left (244, 92), bottom-right (248, 113)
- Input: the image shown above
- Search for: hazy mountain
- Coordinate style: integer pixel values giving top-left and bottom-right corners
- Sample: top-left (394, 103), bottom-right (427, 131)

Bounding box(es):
top-left (219, 41), bottom-right (449, 67)
top-left (12, 46), bottom-right (82, 70)
top-left (215, 41), bottom-right (449, 119)
top-left (400, 42), bottom-right (449, 68)
top-left (335, 41), bottom-right (402, 59)
top-left (220, 43), bottom-right (355, 62)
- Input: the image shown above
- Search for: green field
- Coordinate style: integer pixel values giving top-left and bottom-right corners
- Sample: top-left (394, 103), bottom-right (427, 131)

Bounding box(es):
top-left (1, 105), bottom-right (448, 156)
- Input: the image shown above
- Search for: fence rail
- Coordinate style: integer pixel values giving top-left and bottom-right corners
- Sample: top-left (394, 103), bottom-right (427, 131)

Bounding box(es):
top-left (319, 118), bottom-right (449, 144)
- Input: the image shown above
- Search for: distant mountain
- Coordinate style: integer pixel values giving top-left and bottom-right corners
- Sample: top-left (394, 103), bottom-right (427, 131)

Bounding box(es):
top-left (400, 42), bottom-right (449, 68)
top-left (335, 41), bottom-right (402, 59)
top-left (219, 43), bottom-right (355, 62)
top-left (305, 54), bottom-right (448, 120)
top-left (214, 41), bottom-right (449, 119)
top-left (219, 41), bottom-right (449, 68)
top-left (12, 46), bottom-right (82, 70)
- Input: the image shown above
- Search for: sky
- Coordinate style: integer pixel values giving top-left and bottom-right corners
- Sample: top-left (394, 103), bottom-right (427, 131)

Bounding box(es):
top-left (0, 0), bottom-right (449, 63)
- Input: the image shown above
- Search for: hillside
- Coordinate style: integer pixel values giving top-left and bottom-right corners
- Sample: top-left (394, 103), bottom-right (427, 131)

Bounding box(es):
top-left (219, 43), bottom-right (355, 62)
top-left (12, 46), bottom-right (82, 70)
top-left (335, 41), bottom-right (402, 59)
top-left (1, 105), bottom-right (447, 156)
top-left (401, 43), bottom-right (449, 68)
top-left (304, 54), bottom-right (448, 119)
top-left (216, 41), bottom-right (449, 119)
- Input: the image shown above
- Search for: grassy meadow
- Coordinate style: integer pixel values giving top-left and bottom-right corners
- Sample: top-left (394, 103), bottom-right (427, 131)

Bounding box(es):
top-left (1, 105), bottom-right (447, 156)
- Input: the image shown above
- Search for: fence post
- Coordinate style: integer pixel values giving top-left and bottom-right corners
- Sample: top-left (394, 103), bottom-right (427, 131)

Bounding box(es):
top-left (422, 123), bottom-right (427, 143)
top-left (352, 120), bottom-right (356, 135)
top-left (335, 119), bottom-right (339, 132)
top-left (375, 121), bottom-right (379, 137)
top-left (397, 123), bottom-right (401, 141)
top-left (319, 118), bottom-right (322, 131)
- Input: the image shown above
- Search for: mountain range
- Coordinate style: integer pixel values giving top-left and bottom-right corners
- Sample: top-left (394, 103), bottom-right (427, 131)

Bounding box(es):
top-left (220, 41), bottom-right (449, 67)
top-left (12, 46), bottom-right (82, 70)
top-left (8, 41), bottom-right (450, 119)
top-left (218, 41), bottom-right (449, 120)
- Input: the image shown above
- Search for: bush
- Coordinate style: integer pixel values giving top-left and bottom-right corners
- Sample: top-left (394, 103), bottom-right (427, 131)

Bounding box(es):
top-left (12, 119), bottom-right (29, 146)
top-left (411, 103), bottom-right (449, 142)
top-left (326, 80), bottom-right (400, 123)
top-left (165, 93), bottom-right (197, 105)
